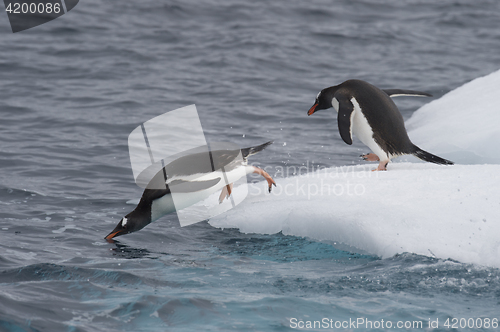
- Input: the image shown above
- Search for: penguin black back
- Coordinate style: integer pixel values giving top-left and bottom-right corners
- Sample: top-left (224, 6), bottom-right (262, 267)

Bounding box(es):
top-left (340, 80), bottom-right (414, 156)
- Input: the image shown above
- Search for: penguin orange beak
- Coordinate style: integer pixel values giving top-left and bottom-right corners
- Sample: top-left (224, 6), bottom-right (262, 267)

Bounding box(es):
top-left (104, 222), bottom-right (127, 240)
top-left (105, 230), bottom-right (122, 240)
top-left (307, 103), bottom-right (318, 116)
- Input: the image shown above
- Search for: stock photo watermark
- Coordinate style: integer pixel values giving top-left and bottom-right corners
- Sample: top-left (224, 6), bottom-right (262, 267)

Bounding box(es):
top-left (289, 316), bottom-right (499, 330)
top-left (248, 162), bottom-right (377, 199)
top-left (128, 105), bottom-right (250, 227)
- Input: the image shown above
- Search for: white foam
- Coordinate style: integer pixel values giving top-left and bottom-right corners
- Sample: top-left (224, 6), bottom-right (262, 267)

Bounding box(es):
top-left (210, 70), bottom-right (500, 268)
top-left (52, 224), bottom-right (83, 234)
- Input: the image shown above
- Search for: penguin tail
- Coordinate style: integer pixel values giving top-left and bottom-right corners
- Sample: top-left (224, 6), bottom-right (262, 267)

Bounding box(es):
top-left (411, 145), bottom-right (454, 165)
top-left (241, 141), bottom-right (273, 159)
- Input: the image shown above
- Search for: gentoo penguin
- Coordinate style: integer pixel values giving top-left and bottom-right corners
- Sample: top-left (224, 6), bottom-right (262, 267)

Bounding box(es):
top-left (307, 79), bottom-right (453, 170)
top-left (105, 141), bottom-right (276, 240)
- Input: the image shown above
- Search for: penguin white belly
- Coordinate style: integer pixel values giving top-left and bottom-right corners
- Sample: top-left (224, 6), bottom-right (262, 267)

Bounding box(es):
top-left (350, 98), bottom-right (390, 161)
top-left (151, 194), bottom-right (177, 222)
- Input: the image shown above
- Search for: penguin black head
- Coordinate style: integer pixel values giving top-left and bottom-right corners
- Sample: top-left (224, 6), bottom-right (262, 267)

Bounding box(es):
top-left (104, 210), bottom-right (151, 240)
top-left (307, 86), bottom-right (336, 116)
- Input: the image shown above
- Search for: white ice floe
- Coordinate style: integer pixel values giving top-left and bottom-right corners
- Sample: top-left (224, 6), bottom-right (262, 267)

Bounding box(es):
top-left (407, 68), bottom-right (500, 165)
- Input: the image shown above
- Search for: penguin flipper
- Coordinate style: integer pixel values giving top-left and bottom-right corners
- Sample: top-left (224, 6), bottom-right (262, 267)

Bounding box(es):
top-left (169, 178), bottom-right (221, 193)
top-left (336, 96), bottom-right (354, 145)
top-left (383, 89), bottom-right (432, 98)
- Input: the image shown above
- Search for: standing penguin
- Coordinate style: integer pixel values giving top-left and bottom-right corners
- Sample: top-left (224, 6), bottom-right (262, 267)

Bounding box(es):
top-left (307, 79), bottom-right (453, 170)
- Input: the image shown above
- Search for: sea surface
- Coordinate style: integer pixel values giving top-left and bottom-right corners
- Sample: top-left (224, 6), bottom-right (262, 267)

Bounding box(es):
top-left (1, 0), bottom-right (500, 331)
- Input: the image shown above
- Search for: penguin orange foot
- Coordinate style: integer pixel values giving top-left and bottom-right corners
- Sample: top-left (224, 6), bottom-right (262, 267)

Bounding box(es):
top-left (374, 161), bottom-right (389, 172)
top-left (252, 166), bottom-right (276, 193)
top-left (361, 153), bottom-right (380, 162)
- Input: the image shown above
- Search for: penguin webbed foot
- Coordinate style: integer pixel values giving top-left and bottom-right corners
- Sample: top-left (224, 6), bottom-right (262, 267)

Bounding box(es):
top-left (252, 166), bottom-right (277, 193)
top-left (361, 153), bottom-right (380, 162)
top-left (218, 183), bottom-right (234, 204)
top-left (372, 161), bottom-right (389, 171)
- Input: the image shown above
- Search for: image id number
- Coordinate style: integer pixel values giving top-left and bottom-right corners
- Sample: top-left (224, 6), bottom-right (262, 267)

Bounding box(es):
top-left (5, 2), bottom-right (61, 14)
top-left (444, 317), bottom-right (498, 329)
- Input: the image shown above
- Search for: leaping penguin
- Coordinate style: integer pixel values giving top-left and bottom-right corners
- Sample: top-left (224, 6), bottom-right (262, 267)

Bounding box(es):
top-left (105, 141), bottom-right (276, 240)
top-left (307, 79), bottom-right (453, 171)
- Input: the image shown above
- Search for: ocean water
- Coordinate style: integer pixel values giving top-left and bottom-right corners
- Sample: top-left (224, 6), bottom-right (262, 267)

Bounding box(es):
top-left (1, 0), bottom-right (500, 331)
